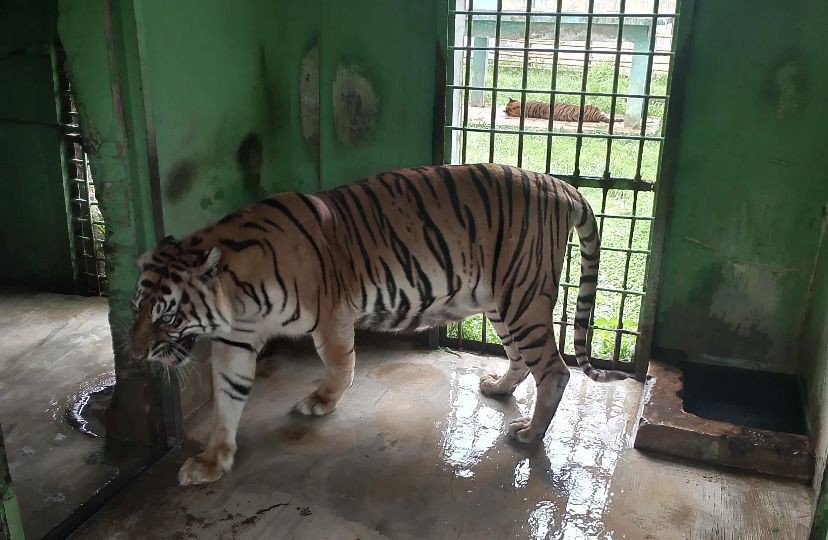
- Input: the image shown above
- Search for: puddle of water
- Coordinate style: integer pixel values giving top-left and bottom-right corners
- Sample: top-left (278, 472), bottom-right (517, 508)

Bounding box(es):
top-left (439, 358), bottom-right (633, 539)
top-left (440, 369), bottom-right (504, 478)
top-left (41, 372), bottom-right (115, 437)
top-left (65, 375), bottom-right (115, 437)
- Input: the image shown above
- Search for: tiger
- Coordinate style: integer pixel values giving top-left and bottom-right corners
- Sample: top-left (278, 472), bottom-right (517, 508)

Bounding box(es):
top-left (129, 163), bottom-right (629, 486)
top-left (504, 98), bottom-right (613, 123)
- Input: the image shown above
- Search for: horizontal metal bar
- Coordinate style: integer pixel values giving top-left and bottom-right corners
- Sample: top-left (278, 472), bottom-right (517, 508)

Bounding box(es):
top-left (438, 335), bottom-right (635, 371)
top-left (559, 282), bottom-right (645, 296)
top-left (447, 85), bottom-right (669, 101)
top-left (554, 320), bottom-right (640, 335)
top-left (446, 125), bottom-right (663, 142)
top-left (451, 10), bottom-right (676, 18)
top-left (594, 212), bottom-right (654, 221)
top-left (551, 175), bottom-right (654, 191)
top-left (568, 242), bottom-right (650, 255)
top-left (449, 45), bottom-right (673, 57)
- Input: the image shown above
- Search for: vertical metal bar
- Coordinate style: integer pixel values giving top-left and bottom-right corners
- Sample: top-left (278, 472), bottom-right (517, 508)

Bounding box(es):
top-left (612, 190), bottom-right (639, 367)
top-left (487, 0), bottom-right (504, 163)
top-left (634, 0), bottom-right (660, 180)
top-left (603, 0), bottom-right (627, 179)
top-left (515, 0), bottom-right (533, 168)
top-left (461, 0), bottom-right (475, 164)
top-left (559, 231), bottom-right (574, 356)
top-left (573, 0), bottom-right (596, 179)
top-left (481, 314), bottom-right (488, 353)
top-left (586, 188), bottom-right (609, 359)
top-left (543, 0), bottom-right (564, 174)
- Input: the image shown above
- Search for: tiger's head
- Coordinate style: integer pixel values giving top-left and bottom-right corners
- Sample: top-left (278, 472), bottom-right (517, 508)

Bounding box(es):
top-left (129, 236), bottom-right (230, 365)
top-left (504, 98), bottom-right (521, 117)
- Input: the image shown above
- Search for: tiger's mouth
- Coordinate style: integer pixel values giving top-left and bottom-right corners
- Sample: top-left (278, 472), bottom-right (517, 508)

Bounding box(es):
top-left (157, 334), bottom-right (198, 366)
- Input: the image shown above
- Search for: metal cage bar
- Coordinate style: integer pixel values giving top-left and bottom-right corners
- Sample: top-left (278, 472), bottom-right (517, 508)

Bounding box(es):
top-left (444, 0), bottom-right (680, 370)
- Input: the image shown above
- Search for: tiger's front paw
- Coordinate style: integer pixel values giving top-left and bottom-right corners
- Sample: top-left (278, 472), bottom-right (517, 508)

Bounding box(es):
top-left (479, 373), bottom-right (509, 397)
top-left (177, 446), bottom-right (234, 486)
top-left (507, 417), bottom-right (541, 445)
top-left (293, 392), bottom-right (338, 416)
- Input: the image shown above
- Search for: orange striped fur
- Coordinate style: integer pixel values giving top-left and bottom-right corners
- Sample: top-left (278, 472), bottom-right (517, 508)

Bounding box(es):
top-left (130, 163), bottom-right (628, 485)
top-left (505, 98), bottom-right (613, 123)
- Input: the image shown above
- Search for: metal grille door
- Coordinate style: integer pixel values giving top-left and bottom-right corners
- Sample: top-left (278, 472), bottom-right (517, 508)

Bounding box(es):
top-left (57, 46), bottom-right (108, 296)
top-left (444, 0), bottom-right (680, 371)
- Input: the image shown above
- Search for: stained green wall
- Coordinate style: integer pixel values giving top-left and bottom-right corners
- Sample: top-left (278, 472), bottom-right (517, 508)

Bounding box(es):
top-left (129, 0), bottom-right (443, 237)
top-left (0, 0), bottom-right (75, 293)
top-left (653, 0), bottom-right (828, 374)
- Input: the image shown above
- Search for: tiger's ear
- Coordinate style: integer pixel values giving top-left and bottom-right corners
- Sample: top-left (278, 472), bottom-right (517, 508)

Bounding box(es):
top-left (508, 97), bottom-right (517, 104)
top-left (136, 248), bottom-right (154, 269)
top-left (195, 246), bottom-right (222, 279)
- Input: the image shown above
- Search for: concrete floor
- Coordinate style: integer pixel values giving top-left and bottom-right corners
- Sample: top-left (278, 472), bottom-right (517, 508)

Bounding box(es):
top-left (0, 290), bottom-right (124, 539)
top-left (70, 340), bottom-right (813, 540)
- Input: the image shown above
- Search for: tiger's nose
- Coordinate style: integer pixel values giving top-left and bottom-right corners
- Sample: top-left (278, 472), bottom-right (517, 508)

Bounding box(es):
top-left (129, 343), bottom-right (146, 362)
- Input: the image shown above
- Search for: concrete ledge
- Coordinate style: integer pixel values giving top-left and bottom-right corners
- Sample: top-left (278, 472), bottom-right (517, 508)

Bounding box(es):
top-left (634, 361), bottom-right (814, 481)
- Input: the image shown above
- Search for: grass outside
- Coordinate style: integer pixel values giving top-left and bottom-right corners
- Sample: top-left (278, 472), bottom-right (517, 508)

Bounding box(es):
top-left (449, 61), bottom-right (668, 362)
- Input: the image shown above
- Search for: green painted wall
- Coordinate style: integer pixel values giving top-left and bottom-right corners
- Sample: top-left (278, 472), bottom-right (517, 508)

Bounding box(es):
top-left (129, 0), bottom-right (444, 236)
top-left (653, 0), bottom-right (828, 374)
top-left (0, 0), bottom-right (75, 293)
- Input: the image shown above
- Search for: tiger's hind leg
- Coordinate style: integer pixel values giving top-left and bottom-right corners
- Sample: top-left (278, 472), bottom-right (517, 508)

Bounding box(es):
top-left (293, 319), bottom-right (355, 416)
top-left (502, 299), bottom-right (570, 444)
top-left (479, 312), bottom-right (530, 397)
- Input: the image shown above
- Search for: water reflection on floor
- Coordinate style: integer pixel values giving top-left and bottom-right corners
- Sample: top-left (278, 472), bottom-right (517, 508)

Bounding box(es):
top-left (71, 343), bottom-right (812, 540)
top-left (438, 362), bottom-right (631, 540)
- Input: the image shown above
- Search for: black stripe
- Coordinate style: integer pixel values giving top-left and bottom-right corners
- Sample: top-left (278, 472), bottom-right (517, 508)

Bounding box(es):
top-left (308, 292), bottom-right (321, 333)
top-left (435, 166), bottom-right (466, 228)
top-left (213, 337), bottom-right (257, 353)
top-left (220, 389), bottom-right (247, 402)
top-left (261, 198), bottom-right (328, 295)
top-left (221, 372), bottom-right (251, 396)
top-left (296, 193), bottom-right (323, 224)
top-left (242, 221), bottom-right (268, 232)
top-left (468, 167), bottom-right (493, 228)
top-left (221, 238), bottom-right (264, 253)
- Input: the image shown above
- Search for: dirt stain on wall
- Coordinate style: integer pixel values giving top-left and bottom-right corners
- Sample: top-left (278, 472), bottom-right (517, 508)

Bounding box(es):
top-left (165, 160), bottom-right (198, 202)
top-left (333, 65), bottom-right (378, 145)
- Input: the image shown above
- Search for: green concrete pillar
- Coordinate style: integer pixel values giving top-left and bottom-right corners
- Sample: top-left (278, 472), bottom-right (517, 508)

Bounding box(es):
top-left (469, 36), bottom-right (488, 107)
top-left (58, 0), bottom-right (179, 448)
top-left (624, 22), bottom-right (651, 129)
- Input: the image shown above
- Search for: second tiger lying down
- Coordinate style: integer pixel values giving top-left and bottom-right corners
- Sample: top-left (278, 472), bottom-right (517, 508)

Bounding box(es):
top-left (129, 163), bottom-right (628, 486)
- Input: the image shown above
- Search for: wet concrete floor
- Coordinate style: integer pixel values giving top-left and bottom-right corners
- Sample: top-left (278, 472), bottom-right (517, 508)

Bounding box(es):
top-left (0, 290), bottom-right (124, 539)
top-left (71, 340), bottom-right (812, 539)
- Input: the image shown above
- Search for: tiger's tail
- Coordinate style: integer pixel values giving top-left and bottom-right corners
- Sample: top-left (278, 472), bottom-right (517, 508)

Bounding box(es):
top-left (572, 197), bottom-right (630, 382)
